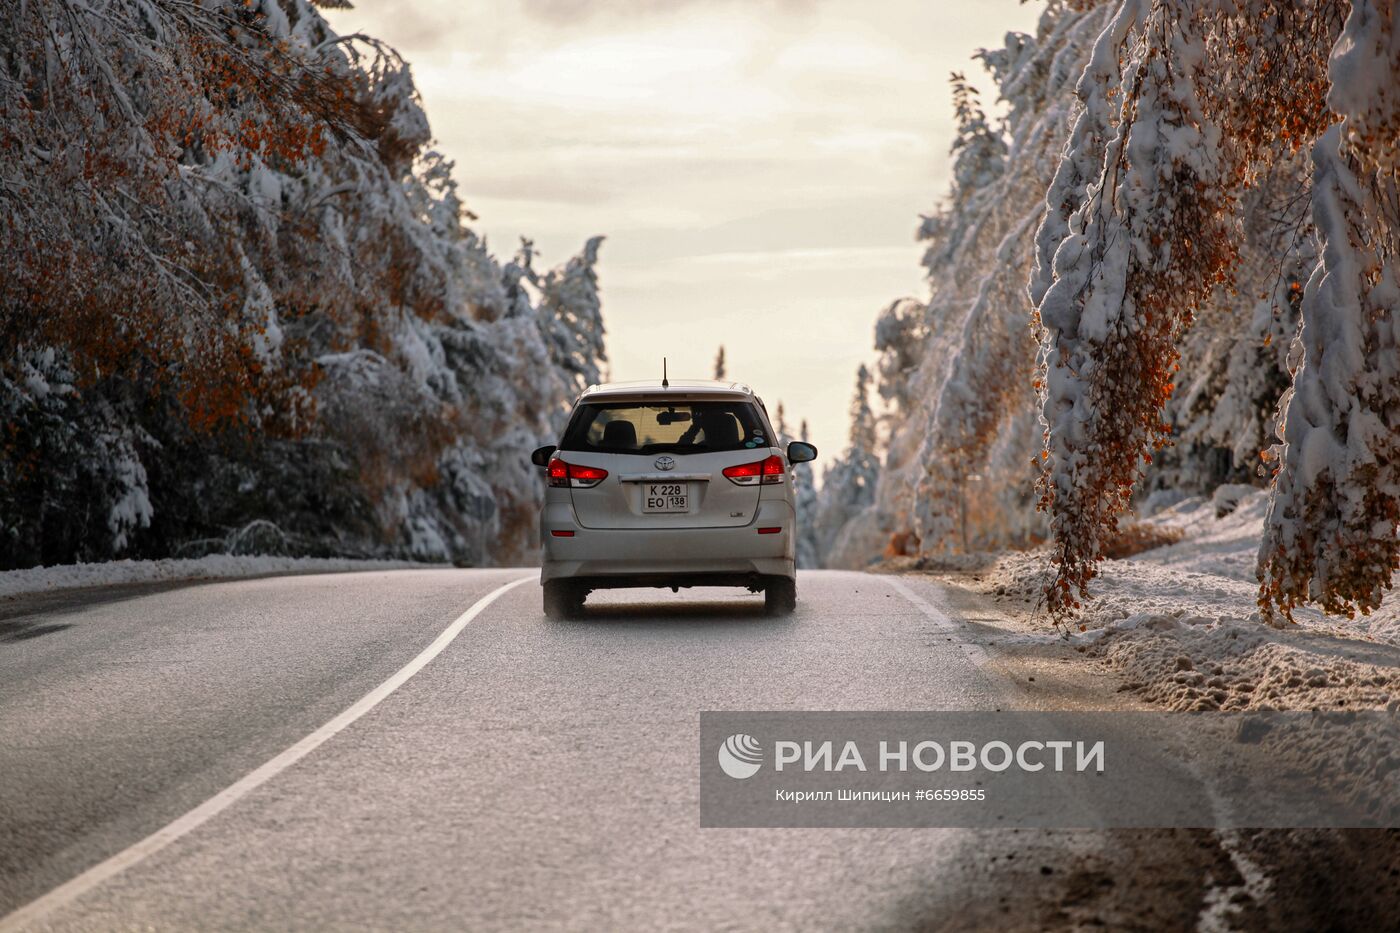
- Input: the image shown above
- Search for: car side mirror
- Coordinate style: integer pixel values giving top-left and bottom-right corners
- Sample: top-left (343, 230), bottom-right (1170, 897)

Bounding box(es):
top-left (531, 445), bottom-right (557, 468)
top-left (787, 441), bottom-right (817, 464)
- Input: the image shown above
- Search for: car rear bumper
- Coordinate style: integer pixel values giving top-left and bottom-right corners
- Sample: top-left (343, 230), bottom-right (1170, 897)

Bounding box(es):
top-left (540, 499), bottom-right (795, 585)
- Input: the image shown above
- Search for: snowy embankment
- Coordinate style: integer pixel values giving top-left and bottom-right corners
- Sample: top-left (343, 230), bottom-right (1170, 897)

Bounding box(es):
top-left (938, 490), bottom-right (1400, 712)
top-left (0, 556), bottom-right (433, 600)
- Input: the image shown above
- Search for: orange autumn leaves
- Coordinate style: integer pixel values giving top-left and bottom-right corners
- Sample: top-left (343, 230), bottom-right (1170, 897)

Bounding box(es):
top-left (1033, 0), bottom-right (1399, 624)
top-left (1, 0), bottom-right (380, 438)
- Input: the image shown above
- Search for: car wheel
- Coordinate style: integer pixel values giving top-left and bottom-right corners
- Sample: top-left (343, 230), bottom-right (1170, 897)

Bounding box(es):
top-left (543, 581), bottom-right (586, 620)
top-left (764, 577), bottom-right (796, 616)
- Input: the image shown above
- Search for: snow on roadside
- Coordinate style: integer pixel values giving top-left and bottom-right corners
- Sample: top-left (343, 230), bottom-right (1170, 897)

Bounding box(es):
top-left (0, 555), bottom-right (435, 600)
top-left (937, 490), bottom-right (1400, 712)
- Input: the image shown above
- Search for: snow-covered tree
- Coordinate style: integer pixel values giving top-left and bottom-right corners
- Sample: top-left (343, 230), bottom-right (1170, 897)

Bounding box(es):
top-left (1032, 0), bottom-right (1235, 614)
top-left (813, 366), bottom-right (882, 566)
top-left (0, 0), bottom-right (606, 569)
top-left (537, 236), bottom-right (608, 397)
top-left (873, 298), bottom-right (927, 414)
top-left (1259, 0), bottom-right (1400, 622)
top-left (1146, 151), bottom-right (1314, 498)
top-left (1024, 0), bottom-right (1377, 617)
top-left (713, 345), bottom-right (727, 381)
top-left (822, 0), bottom-right (1400, 626)
top-left (848, 366), bottom-right (878, 454)
top-left (793, 418), bottom-right (821, 569)
top-left (814, 7), bottom-right (1112, 565)
top-left (948, 72), bottom-right (1007, 207)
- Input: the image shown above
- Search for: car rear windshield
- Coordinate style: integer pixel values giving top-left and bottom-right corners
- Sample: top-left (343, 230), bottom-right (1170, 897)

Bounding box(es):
top-left (561, 401), bottom-right (770, 454)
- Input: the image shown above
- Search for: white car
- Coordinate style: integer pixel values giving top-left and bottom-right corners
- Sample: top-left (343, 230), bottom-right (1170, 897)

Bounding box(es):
top-left (532, 379), bottom-right (817, 619)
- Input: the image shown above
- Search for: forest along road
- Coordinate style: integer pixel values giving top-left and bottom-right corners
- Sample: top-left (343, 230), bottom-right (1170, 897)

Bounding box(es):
top-left (1, 568), bottom-right (1031, 930)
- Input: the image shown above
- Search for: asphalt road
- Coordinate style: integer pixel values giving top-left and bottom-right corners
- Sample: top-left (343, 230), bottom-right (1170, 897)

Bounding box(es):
top-left (0, 568), bottom-right (1028, 931)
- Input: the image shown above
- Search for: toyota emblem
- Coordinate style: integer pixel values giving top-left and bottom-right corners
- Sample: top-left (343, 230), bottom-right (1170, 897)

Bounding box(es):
top-left (654, 456), bottom-right (676, 471)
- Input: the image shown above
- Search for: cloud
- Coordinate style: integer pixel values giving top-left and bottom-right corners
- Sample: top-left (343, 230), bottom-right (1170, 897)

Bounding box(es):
top-left (321, 0), bottom-right (1042, 463)
top-left (334, 0), bottom-right (463, 52)
top-left (520, 0), bottom-right (820, 28)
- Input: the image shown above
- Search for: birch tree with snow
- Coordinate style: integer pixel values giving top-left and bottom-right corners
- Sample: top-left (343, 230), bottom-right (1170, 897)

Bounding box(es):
top-left (1259, 1), bottom-right (1400, 622)
top-left (1032, 0), bottom-right (1235, 614)
top-left (821, 0), bottom-right (1400, 626)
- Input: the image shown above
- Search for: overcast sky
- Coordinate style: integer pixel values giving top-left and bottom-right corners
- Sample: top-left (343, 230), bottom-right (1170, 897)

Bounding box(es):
top-left (326, 0), bottom-right (1041, 463)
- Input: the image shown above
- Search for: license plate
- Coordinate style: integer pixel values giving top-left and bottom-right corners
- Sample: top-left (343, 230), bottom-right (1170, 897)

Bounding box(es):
top-left (643, 483), bottom-right (688, 513)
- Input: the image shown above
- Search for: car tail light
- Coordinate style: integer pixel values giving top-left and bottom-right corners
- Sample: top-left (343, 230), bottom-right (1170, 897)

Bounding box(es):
top-left (547, 458), bottom-right (608, 488)
top-left (723, 455), bottom-right (785, 486)
top-left (757, 527), bottom-right (782, 534)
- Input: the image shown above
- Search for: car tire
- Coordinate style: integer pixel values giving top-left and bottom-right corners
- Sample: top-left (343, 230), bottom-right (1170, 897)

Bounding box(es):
top-left (764, 576), bottom-right (796, 616)
top-left (543, 581), bottom-right (585, 620)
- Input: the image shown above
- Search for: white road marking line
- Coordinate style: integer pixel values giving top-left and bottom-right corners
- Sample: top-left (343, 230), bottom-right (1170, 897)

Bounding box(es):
top-left (881, 574), bottom-right (993, 668)
top-left (0, 573), bottom-right (534, 932)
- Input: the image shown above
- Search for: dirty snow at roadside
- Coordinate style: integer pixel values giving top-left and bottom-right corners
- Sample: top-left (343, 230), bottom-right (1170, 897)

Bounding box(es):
top-left (947, 490), bottom-right (1400, 712)
top-left (0, 555), bottom-right (430, 600)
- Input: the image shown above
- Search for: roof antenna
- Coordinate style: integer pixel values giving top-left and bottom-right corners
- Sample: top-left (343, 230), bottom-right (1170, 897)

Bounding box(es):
top-left (662, 357), bottom-right (669, 389)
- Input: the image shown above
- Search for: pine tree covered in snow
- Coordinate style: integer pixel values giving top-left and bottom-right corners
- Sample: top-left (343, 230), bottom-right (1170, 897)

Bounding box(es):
top-left (713, 345), bottom-right (727, 381)
top-left (848, 368), bottom-right (878, 455)
top-left (873, 298), bottom-right (928, 416)
top-left (794, 418), bottom-right (820, 569)
top-left (0, 0), bottom-right (606, 569)
top-left (535, 236), bottom-right (608, 398)
top-left (812, 366), bottom-right (882, 567)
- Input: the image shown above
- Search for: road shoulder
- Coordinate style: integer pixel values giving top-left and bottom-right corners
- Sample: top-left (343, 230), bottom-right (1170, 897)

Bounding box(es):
top-left (884, 561), bottom-right (1400, 931)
